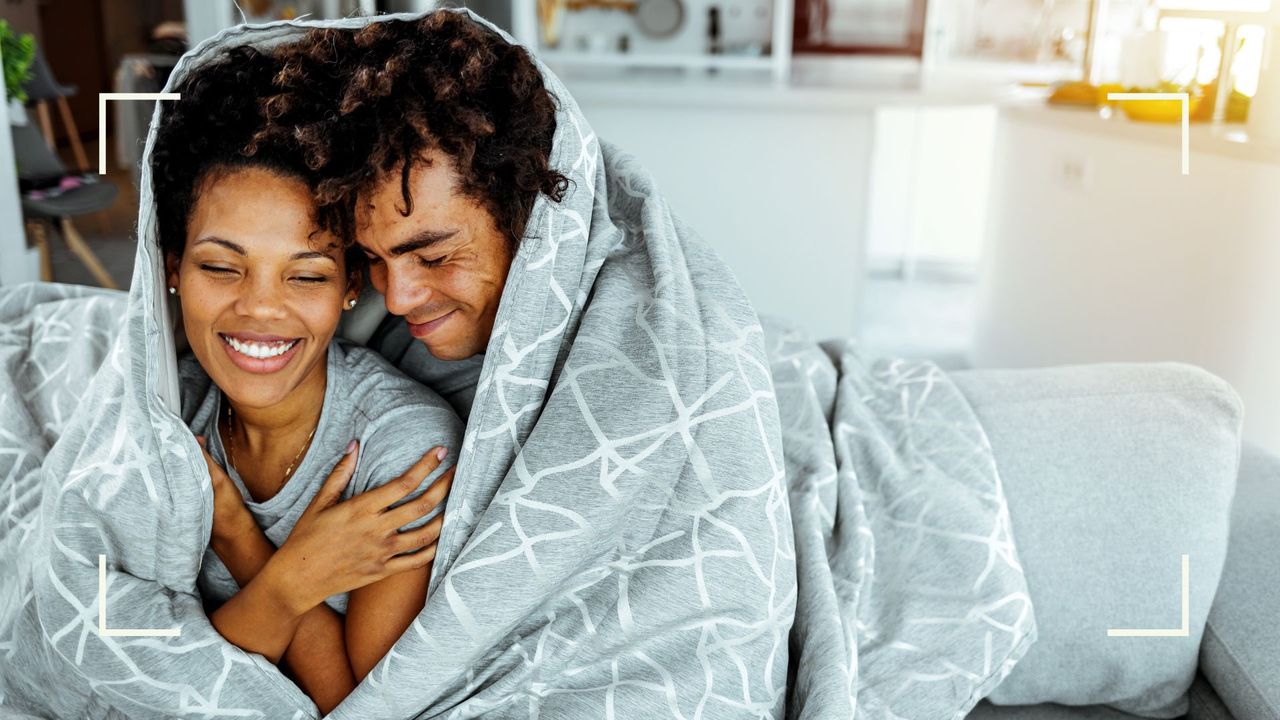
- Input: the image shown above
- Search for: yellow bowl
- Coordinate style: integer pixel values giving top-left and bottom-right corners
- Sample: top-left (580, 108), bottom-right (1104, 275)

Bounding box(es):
top-left (1119, 97), bottom-right (1201, 123)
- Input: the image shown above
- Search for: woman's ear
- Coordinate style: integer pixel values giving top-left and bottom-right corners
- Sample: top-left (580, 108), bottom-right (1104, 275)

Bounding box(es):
top-left (164, 253), bottom-right (181, 295)
top-left (344, 268), bottom-right (364, 310)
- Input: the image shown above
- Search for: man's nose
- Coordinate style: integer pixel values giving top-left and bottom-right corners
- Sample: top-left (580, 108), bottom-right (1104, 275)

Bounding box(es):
top-left (382, 264), bottom-right (430, 317)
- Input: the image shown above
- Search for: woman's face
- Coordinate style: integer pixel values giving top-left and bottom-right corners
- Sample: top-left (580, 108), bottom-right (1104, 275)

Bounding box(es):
top-left (167, 166), bottom-right (356, 411)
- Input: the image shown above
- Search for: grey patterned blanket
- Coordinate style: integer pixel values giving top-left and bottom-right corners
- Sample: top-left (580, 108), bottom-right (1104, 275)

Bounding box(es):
top-left (0, 10), bottom-right (1034, 719)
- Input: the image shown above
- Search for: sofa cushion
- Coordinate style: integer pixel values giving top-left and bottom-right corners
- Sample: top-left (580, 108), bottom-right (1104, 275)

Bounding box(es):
top-left (1199, 443), bottom-right (1280, 720)
top-left (1187, 671), bottom-right (1234, 720)
top-left (952, 363), bottom-right (1243, 717)
top-left (966, 700), bottom-right (1143, 720)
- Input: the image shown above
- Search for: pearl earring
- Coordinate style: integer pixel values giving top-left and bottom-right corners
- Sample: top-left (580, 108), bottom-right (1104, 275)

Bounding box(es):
top-left (168, 287), bottom-right (176, 295)
top-left (347, 298), bottom-right (358, 309)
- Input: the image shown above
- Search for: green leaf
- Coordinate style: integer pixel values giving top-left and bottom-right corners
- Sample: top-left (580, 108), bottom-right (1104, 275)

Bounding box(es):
top-left (0, 20), bottom-right (36, 104)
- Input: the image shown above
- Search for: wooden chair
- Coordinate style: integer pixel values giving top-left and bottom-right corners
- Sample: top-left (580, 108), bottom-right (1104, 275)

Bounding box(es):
top-left (25, 48), bottom-right (89, 173)
top-left (14, 123), bottom-right (120, 289)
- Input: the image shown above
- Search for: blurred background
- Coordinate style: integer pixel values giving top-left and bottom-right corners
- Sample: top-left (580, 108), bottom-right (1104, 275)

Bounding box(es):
top-left (0, 0), bottom-right (1276, 453)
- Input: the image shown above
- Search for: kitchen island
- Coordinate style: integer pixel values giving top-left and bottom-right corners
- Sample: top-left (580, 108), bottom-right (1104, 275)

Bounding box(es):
top-left (974, 102), bottom-right (1280, 454)
top-left (555, 58), bottom-right (1027, 339)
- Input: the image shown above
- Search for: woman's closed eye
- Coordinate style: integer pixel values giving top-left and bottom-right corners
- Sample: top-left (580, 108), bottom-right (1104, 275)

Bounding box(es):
top-left (200, 263), bottom-right (331, 284)
top-left (199, 263), bottom-right (238, 276)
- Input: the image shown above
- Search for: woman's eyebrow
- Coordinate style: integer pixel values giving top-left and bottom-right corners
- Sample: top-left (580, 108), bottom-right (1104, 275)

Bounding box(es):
top-left (193, 237), bottom-right (246, 254)
top-left (192, 237), bottom-right (336, 263)
top-left (291, 250), bottom-right (338, 262)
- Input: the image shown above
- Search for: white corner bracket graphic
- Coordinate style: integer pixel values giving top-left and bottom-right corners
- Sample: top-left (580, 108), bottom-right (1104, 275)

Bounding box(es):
top-left (1107, 554), bottom-right (1190, 638)
top-left (98, 555), bottom-right (181, 637)
top-left (1107, 92), bottom-right (1191, 175)
top-left (97, 93), bottom-right (181, 175)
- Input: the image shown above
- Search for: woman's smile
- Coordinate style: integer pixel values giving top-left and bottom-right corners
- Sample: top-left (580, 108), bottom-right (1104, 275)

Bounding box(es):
top-left (219, 332), bottom-right (304, 374)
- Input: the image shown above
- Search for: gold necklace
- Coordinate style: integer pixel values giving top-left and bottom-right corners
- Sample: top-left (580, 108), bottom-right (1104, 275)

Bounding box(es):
top-left (224, 400), bottom-right (319, 494)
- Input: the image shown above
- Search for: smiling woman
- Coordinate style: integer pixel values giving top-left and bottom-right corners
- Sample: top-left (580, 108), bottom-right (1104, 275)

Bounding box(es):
top-left (173, 166), bottom-right (348, 410)
top-left (149, 45), bottom-right (467, 713)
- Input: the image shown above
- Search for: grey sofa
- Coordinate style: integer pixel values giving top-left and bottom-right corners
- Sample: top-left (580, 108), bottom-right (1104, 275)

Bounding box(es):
top-left (944, 364), bottom-right (1278, 720)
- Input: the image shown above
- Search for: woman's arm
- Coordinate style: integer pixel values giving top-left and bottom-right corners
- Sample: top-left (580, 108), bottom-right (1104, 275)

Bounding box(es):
top-left (210, 506), bottom-right (356, 714)
top-left (197, 439), bottom-right (452, 706)
top-left (343, 511), bottom-right (444, 681)
top-left (206, 558), bottom-right (306, 663)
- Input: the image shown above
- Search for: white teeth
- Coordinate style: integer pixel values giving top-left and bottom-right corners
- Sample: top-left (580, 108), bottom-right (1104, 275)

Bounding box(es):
top-left (222, 335), bottom-right (298, 360)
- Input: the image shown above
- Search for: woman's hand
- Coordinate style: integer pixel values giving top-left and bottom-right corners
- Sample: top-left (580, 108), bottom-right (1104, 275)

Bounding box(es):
top-left (263, 442), bottom-right (455, 616)
top-left (195, 435), bottom-right (255, 545)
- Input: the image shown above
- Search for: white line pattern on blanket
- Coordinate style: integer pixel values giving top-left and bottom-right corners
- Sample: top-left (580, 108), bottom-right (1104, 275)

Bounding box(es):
top-left (0, 8), bottom-right (1035, 720)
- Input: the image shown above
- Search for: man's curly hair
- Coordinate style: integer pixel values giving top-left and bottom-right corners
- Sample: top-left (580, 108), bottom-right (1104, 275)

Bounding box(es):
top-left (257, 11), bottom-right (570, 249)
top-left (150, 45), bottom-right (359, 276)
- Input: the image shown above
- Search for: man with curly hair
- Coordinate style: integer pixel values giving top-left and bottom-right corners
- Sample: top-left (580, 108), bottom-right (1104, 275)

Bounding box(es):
top-left (248, 9), bottom-right (797, 719)
top-left (256, 11), bottom-right (570, 418)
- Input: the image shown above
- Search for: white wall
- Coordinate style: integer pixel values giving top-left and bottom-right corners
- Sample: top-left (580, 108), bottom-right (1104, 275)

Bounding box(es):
top-left (569, 90), bottom-right (874, 340)
top-left (866, 105), bottom-right (998, 273)
top-left (975, 110), bottom-right (1280, 454)
top-left (0, 101), bottom-right (39, 287)
top-left (182, 0), bottom-right (236, 46)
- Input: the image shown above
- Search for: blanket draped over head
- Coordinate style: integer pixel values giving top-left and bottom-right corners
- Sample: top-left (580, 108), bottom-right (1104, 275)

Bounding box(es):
top-left (0, 9), bottom-right (1035, 719)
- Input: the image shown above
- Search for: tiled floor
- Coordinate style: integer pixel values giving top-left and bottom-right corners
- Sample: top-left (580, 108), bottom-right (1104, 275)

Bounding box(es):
top-left (858, 272), bottom-right (977, 370)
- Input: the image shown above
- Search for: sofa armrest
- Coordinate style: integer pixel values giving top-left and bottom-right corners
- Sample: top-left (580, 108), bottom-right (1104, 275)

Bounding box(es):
top-left (1200, 442), bottom-right (1280, 719)
top-left (954, 362), bottom-right (1241, 717)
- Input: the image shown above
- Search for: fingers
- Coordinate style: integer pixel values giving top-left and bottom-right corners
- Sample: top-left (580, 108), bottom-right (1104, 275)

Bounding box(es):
top-left (384, 466), bottom-right (454, 529)
top-left (307, 439), bottom-right (360, 512)
top-left (384, 541), bottom-right (439, 575)
top-left (389, 511), bottom-right (446, 555)
top-left (361, 446), bottom-right (448, 510)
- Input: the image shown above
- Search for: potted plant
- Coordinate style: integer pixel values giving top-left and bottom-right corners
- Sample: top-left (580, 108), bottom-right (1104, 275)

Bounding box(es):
top-left (1, 20), bottom-right (35, 110)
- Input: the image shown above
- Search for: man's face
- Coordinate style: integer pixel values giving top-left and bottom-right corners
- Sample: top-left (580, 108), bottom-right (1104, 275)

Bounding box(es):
top-left (356, 149), bottom-right (512, 361)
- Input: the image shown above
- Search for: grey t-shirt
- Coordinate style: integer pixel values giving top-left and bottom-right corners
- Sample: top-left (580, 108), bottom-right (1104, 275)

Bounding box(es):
top-left (180, 339), bottom-right (463, 614)
top-left (368, 314), bottom-right (485, 421)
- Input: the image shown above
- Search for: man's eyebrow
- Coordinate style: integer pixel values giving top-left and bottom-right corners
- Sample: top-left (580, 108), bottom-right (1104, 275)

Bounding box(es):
top-left (192, 237), bottom-right (245, 255)
top-left (387, 229), bottom-right (460, 257)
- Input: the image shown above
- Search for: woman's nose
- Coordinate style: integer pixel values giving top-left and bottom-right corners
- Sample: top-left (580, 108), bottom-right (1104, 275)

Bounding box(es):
top-left (235, 277), bottom-right (289, 320)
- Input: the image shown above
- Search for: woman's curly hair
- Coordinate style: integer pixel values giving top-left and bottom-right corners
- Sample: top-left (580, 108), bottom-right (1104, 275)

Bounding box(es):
top-left (150, 44), bottom-right (359, 276)
top-left (257, 11), bottom-right (570, 248)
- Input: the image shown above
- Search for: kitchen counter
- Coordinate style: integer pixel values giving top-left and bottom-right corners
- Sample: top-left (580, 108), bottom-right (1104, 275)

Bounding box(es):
top-left (1002, 103), bottom-right (1280, 166)
top-left (552, 58), bottom-right (1039, 111)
